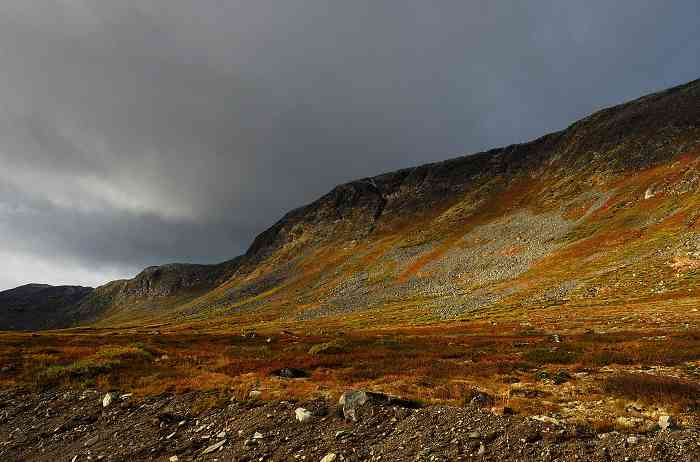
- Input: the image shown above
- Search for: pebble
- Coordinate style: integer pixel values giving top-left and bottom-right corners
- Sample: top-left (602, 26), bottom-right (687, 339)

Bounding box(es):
top-left (320, 454), bottom-right (337, 462)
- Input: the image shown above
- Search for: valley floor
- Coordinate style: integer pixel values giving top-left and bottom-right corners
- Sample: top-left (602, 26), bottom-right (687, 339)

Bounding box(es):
top-left (0, 307), bottom-right (699, 461)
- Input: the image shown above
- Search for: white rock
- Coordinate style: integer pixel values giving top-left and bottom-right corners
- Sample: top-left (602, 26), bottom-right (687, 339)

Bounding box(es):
top-left (217, 431), bottom-right (227, 438)
top-left (249, 390), bottom-right (262, 399)
top-left (320, 453), bottom-right (337, 462)
top-left (626, 436), bottom-right (638, 444)
top-left (202, 439), bottom-right (226, 454)
top-left (659, 415), bottom-right (676, 431)
top-left (253, 431), bottom-right (264, 440)
top-left (102, 393), bottom-right (113, 408)
top-left (169, 457), bottom-right (179, 462)
top-left (295, 407), bottom-right (313, 423)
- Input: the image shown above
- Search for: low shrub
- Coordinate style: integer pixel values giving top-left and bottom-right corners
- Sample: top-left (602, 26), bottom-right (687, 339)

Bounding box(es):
top-left (602, 373), bottom-right (700, 410)
top-left (524, 348), bottom-right (579, 365)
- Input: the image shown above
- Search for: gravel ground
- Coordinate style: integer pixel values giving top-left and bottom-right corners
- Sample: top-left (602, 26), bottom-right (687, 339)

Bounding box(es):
top-left (1, 388), bottom-right (698, 461)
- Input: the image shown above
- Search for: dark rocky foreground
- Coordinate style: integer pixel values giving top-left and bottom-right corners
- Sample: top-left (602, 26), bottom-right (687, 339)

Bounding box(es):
top-left (0, 389), bottom-right (698, 461)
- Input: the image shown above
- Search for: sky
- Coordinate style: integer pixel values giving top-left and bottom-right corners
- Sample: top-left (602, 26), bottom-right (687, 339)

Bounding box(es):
top-left (0, 1), bottom-right (699, 290)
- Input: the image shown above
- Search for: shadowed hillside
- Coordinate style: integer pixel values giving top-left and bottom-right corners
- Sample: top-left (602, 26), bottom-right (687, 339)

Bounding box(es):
top-left (0, 284), bottom-right (93, 330)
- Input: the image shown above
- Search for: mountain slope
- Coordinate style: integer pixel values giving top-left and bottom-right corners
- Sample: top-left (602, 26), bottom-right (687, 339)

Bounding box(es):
top-left (5, 78), bottom-right (700, 330)
top-left (149, 77), bottom-right (697, 329)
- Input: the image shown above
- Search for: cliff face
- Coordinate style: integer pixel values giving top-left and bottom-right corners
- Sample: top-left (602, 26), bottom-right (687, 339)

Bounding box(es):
top-left (4, 78), bottom-right (700, 330)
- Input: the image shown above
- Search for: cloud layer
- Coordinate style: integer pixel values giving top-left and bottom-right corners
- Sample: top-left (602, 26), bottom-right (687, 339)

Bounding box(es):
top-left (1, 1), bottom-right (698, 289)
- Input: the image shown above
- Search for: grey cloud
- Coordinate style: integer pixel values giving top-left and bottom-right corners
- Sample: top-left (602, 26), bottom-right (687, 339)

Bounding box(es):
top-left (0, 1), bottom-right (698, 289)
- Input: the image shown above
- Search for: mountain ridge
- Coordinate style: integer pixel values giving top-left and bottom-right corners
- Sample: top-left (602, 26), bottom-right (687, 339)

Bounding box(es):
top-left (2, 77), bottom-right (699, 330)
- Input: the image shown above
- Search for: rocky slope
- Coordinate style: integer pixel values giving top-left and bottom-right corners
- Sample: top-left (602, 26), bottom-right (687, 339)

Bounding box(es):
top-left (3, 77), bottom-right (700, 329)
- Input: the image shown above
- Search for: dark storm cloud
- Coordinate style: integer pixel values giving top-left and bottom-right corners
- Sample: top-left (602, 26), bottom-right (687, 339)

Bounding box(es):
top-left (1, 1), bottom-right (698, 289)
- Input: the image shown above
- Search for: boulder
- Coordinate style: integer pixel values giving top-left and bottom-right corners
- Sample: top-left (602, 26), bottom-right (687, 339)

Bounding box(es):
top-left (338, 390), bottom-right (419, 422)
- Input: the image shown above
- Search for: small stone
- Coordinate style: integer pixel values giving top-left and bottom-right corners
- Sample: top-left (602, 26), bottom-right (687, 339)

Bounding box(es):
top-left (169, 457), bottom-right (179, 462)
top-left (626, 436), bottom-right (638, 444)
top-left (295, 407), bottom-right (313, 423)
top-left (320, 454), bottom-right (337, 462)
top-left (102, 393), bottom-right (113, 408)
top-left (166, 431), bottom-right (177, 440)
top-left (467, 431), bottom-right (481, 439)
top-left (84, 435), bottom-right (99, 447)
top-left (249, 390), bottom-right (262, 399)
top-left (253, 431), bottom-right (264, 440)
top-left (202, 439), bottom-right (226, 454)
top-left (217, 431), bottom-right (227, 438)
top-left (477, 442), bottom-right (486, 456)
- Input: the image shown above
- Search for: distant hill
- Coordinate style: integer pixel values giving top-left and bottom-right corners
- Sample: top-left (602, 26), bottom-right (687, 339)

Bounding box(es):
top-left (0, 284), bottom-right (93, 330)
top-left (3, 78), bottom-right (700, 330)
